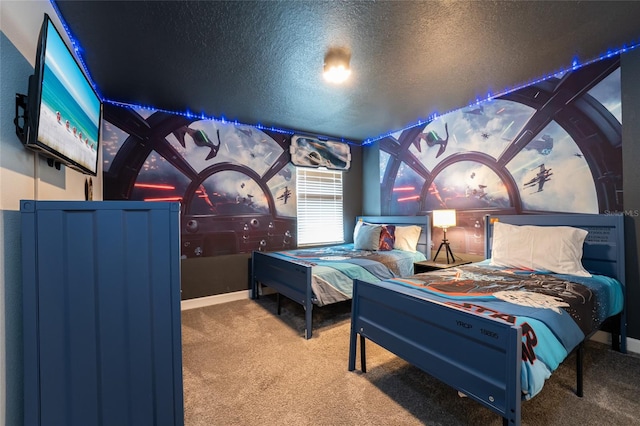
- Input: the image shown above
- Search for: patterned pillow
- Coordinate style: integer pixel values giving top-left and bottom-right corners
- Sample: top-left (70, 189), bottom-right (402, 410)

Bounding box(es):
top-left (378, 225), bottom-right (396, 251)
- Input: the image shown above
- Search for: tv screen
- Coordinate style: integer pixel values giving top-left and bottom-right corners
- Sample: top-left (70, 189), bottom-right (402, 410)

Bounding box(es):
top-left (24, 14), bottom-right (102, 176)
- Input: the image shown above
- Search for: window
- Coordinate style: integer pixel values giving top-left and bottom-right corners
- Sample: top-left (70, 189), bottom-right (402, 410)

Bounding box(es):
top-left (296, 168), bottom-right (344, 246)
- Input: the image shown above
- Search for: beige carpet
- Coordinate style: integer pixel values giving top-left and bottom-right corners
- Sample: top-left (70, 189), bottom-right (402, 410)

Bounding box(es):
top-left (181, 295), bottom-right (640, 425)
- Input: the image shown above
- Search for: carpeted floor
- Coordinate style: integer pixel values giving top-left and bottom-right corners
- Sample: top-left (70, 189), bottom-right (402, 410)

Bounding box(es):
top-left (181, 295), bottom-right (640, 425)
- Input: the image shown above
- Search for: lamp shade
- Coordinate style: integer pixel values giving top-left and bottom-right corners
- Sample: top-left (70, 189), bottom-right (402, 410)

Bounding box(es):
top-left (433, 209), bottom-right (456, 228)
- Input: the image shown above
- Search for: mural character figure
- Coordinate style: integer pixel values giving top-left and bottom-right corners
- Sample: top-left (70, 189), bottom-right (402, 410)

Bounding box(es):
top-left (464, 105), bottom-right (484, 115)
top-left (411, 123), bottom-right (449, 158)
top-left (466, 184), bottom-right (488, 199)
top-left (173, 126), bottom-right (221, 160)
top-left (526, 134), bottom-right (553, 155)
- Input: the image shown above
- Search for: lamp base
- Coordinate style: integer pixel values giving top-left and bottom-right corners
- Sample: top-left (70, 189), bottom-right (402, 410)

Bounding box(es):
top-left (433, 238), bottom-right (457, 264)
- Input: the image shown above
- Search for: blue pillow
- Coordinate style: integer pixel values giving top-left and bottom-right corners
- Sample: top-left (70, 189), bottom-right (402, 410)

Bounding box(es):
top-left (354, 223), bottom-right (382, 250)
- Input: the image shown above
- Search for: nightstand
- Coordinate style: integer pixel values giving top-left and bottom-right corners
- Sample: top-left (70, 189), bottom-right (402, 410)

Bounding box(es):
top-left (414, 254), bottom-right (484, 274)
top-left (414, 259), bottom-right (471, 274)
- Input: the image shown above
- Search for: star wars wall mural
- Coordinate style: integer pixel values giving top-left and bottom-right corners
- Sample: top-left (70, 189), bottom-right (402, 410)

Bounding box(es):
top-left (101, 104), bottom-right (298, 258)
top-left (379, 56), bottom-right (622, 255)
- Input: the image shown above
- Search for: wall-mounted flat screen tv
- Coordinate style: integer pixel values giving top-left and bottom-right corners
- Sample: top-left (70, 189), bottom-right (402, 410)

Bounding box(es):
top-left (17, 13), bottom-right (102, 176)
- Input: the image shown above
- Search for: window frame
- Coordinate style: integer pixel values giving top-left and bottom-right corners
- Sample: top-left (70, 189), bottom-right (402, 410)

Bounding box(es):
top-left (295, 167), bottom-right (344, 246)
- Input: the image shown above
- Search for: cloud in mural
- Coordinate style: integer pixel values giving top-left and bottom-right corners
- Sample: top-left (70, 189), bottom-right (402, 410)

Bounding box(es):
top-left (381, 58), bottom-right (621, 216)
top-left (174, 121), bottom-right (283, 177)
top-left (507, 121), bottom-right (598, 213)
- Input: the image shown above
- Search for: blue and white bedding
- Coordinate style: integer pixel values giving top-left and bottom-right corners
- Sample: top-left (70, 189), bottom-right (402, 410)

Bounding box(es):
top-left (382, 260), bottom-right (624, 399)
top-left (270, 243), bottom-right (427, 306)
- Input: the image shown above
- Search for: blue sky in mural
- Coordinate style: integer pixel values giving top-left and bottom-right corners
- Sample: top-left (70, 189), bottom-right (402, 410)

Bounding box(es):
top-left (380, 61), bottom-right (621, 215)
top-left (164, 120), bottom-right (297, 217)
top-left (102, 106), bottom-right (297, 218)
top-left (427, 161), bottom-right (510, 210)
top-left (507, 121), bottom-right (597, 213)
top-left (405, 100), bottom-right (536, 168)
top-left (587, 68), bottom-right (622, 123)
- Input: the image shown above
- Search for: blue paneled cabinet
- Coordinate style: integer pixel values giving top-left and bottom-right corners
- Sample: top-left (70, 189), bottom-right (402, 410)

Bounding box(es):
top-left (21, 200), bottom-right (184, 426)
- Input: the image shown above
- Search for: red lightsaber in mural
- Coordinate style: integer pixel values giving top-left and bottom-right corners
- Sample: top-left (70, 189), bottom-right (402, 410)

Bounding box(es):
top-left (397, 195), bottom-right (420, 202)
top-left (143, 197), bottom-right (183, 202)
top-left (134, 183), bottom-right (176, 190)
top-left (393, 186), bottom-right (415, 192)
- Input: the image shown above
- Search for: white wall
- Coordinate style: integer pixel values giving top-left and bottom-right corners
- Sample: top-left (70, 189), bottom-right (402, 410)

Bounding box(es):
top-left (0, 1), bottom-right (104, 423)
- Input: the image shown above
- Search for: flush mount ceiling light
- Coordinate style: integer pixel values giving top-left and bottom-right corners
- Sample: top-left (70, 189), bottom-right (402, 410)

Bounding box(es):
top-left (323, 47), bottom-right (351, 84)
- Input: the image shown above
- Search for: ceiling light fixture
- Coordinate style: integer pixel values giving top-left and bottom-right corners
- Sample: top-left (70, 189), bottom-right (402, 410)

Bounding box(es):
top-left (323, 47), bottom-right (351, 84)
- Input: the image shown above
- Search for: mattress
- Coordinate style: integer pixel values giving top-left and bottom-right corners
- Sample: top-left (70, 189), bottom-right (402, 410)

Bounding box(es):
top-left (380, 260), bottom-right (624, 398)
top-left (269, 243), bottom-right (427, 306)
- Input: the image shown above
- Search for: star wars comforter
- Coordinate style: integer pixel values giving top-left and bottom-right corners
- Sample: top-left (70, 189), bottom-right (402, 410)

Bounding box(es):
top-left (384, 260), bottom-right (624, 399)
top-left (273, 244), bottom-right (426, 306)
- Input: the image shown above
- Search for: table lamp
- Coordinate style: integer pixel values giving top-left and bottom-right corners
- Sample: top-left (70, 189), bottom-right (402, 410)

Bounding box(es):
top-left (432, 209), bottom-right (457, 264)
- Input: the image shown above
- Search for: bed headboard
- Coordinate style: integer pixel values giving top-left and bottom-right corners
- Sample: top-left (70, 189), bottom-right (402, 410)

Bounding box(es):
top-left (484, 214), bottom-right (625, 286)
top-left (357, 215), bottom-right (431, 260)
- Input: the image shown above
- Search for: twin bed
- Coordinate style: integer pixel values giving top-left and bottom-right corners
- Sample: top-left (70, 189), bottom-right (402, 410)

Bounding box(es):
top-left (251, 215), bottom-right (431, 339)
top-left (348, 213), bottom-right (626, 426)
top-left (251, 212), bottom-right (626, 425)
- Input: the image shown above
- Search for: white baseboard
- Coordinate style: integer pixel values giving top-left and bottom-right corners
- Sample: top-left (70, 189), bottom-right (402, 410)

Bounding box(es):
top-left (590, 330), bottom-right (640, 355)
top-left (180, 290), bottom-right (250, 310)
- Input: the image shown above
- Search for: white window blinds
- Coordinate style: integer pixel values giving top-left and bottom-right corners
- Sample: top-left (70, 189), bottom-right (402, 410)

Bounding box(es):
top-left (296, 168), bottom-right (344, 246)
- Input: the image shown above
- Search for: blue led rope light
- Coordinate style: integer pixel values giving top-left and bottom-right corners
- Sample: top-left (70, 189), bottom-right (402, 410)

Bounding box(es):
top-left (361, 42), bottom-right (640, 145)
top-left (103, 99), bottom-right (297, 136)
top-left (49, 0), bottom-right (359, 146)
top-left (51, 0), bottom-right (639, 147)
top-left (50, 0), bottom-right (101, 101)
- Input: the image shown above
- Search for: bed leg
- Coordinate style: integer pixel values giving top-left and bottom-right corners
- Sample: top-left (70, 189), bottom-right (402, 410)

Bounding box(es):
top-left (360, 335), bottom-right (367, 373)
top-left (276, 293), bottom-right (281, 315)
top-left (304, 304), bottom-right (313, 339)
top-left (348, 332), bottom-right (356, 371)
top-left (502, 417), bottom-right (509, 426)
top-left (576, 342), bottom-right (584, 397)
top-left (611, 332), bottom-right (621, 352)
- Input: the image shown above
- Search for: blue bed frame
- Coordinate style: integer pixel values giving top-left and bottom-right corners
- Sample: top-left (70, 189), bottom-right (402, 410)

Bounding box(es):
top-left (348, 213), bottom-right (626, 426)
top-left (251, 215), bottom-right (431, 339)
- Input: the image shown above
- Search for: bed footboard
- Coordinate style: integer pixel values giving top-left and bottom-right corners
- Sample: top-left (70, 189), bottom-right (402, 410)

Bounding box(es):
top-left (348, 279), bottom-right (523, 426)
top-left (251, 251), bottom-right (314, 339)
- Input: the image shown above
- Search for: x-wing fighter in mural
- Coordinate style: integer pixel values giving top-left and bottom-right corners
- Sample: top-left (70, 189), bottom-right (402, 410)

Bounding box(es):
top-left (411, 123), bottom-right (450, 158)
top-left (523, 164), bottom-right (553, 193)
top-left (277, 186), bottom-right (292, 205)
top-left (173, 126), bottom-right (221, 160)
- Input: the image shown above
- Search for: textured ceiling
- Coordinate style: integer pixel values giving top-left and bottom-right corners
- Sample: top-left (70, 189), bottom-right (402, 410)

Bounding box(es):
top-left (54, 1), bottom-right (640, 143)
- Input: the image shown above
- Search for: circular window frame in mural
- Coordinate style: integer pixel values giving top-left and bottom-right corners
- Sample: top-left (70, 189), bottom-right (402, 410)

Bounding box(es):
top-left (102, 108), bottom-right (296, 257)
top-left (380, 56), bottom-right (622, 217)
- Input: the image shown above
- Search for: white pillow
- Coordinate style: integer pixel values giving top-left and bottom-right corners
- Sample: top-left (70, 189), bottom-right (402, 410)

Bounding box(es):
top-left (394, 225), bottom-right (422, 253)
top-left (353, 219), bottom-right (365, 242)
top-left (490, 222), bottom-right (591, 277)
top-left (354, 222), bottom-right (382, 250)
